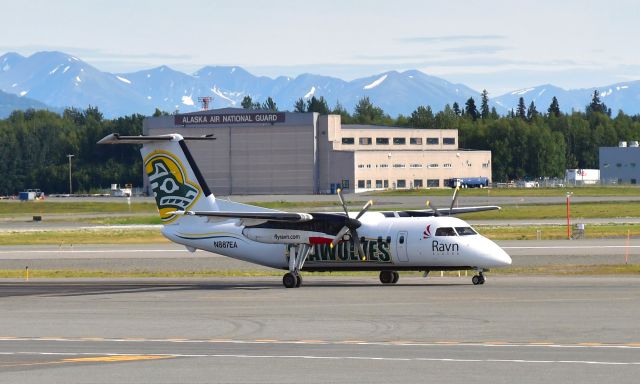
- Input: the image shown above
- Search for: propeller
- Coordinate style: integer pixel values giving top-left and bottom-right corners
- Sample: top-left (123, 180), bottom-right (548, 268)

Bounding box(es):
top-left (426, 187), bottom-right (460, 216)
top-left (331, 188), bottom-right (373, 260)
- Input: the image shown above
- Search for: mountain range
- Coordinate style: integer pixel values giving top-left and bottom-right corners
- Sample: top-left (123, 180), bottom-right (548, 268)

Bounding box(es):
top-left (1, 51), bottom-right (639, 118)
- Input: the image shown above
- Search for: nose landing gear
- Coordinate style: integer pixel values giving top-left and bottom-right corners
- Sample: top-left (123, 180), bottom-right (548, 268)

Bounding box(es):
top-left (472, 270), bottom-right (485, 285)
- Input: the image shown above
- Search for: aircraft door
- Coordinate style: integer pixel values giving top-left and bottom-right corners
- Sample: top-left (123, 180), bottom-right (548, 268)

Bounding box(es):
top-left (396, 231), bottom-right (409, 262)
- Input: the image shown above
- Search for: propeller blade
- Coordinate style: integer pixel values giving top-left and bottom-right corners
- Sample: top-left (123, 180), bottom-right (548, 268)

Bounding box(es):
top-left (426, 200), bottom-right (442, 217)
top-left (331, 226), bottom-right (350, 247)
top-left (449, 187), bottom-right (460, 214)
top-left (336, 188), bottom-right (349, 216)
top-left (352, 232), bottom-right (366, 260)
top-left (355, 200), bottom-right (373, 220)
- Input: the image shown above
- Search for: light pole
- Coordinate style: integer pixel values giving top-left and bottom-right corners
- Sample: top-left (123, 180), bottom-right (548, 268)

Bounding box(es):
top-left (67, 154), bottom-right (74, 195)
top-left (566, 191), bottom-right (573, 239)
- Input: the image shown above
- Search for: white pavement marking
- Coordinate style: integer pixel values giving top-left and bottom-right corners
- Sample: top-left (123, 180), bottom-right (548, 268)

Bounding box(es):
top-left (3, 351), bottom-right (639, 366)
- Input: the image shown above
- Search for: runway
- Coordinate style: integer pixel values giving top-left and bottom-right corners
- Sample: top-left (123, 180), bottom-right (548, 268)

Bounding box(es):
top-left (1, 277), bottom-right (639, 383)
top-left (0, 239), bottom-right (638, 271)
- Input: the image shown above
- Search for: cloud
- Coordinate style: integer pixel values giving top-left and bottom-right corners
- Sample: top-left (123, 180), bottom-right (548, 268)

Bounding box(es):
top-left (398, 35), bottom-right (507, 43)
top-left (441, 45), bottom-right (511, 55)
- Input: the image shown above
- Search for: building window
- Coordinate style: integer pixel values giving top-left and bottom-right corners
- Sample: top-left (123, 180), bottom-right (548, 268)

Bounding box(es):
top-left (427, 179), bottom-right (440, 187)
top-left (443, 137), bottom-right (456, 145)
top-left (366, 180), bottom-right (372, 188)
top-left (482, 162), bottom-right (490, 168)
top-left (393, 137), bottom-right (406, 145)
top-left (358, 180), bottom-right (365, 188)
top-left (357, 164), bottom-right (365, 168)
top-left (342, 137), bottom-right (355, 145)
top-left (384, 180), bottom-right (389, 188)
top-left (376, 137), bottom-right (389, 145)
top-left (342, 179), bottom-right (350, 189)
top-left (375, 180), bottom-right (383, 188)
top-left (410, 137), bottom-right (422, 145)
top-left (443, 163), bottom-right (452, 168)
top-left (633, 179), bottom-right (637, 185)
top-left (379, 164), bottom-right (389, 168)
top-left (410, 163), bottom-right (422, 168)
top-left (397, 180), bottom-right (407, 188)
top-left (359, 137), bottom-right (372, 145)
top-left (393, 163), bottom-right (406, 168)
top-left (427, 163), bottom-right (439, 168)
top-left (413, 179), bottom-right (423, 188)
top-left (427, 137), bottom-right (439, 145)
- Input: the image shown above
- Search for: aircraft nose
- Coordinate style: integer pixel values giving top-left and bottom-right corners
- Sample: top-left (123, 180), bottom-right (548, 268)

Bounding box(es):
top-left (482, 240), bottom-right (512, 267)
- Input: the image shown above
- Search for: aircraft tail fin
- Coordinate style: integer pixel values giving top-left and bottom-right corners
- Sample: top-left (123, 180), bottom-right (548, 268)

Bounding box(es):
top-left (98, 133), bottom-right (217, 224)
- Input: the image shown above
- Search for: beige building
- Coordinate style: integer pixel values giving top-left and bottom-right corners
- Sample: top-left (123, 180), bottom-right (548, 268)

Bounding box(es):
top-left (143, 108), bottom-right (491, 195)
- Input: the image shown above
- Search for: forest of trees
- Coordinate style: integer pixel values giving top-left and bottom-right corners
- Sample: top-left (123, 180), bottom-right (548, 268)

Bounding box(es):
top-left (1, 90), bottom-right (639, 195)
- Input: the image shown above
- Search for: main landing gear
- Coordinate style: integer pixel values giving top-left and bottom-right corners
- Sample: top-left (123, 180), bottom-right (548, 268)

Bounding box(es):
top-left (472, 270), bottom-right (486, 285)
top-left (283, 244), bottom-right (311, 288)
top-left (379, 270), bottom-right (399, 284)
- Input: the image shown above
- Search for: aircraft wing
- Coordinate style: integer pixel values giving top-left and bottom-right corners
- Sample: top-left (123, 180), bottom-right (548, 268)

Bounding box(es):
top-left (394, 205), bottom-right (501, 217)
top-left (172, 210), bottom-right (313, 222)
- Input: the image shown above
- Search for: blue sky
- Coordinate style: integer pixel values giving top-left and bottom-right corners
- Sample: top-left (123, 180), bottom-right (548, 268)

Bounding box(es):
top-left (2, 0), bottom-right (638, 95)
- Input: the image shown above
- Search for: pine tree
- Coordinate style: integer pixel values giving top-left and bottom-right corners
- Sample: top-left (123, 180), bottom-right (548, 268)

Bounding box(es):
top-left (527, 101), bottom-right (538, 121)
top-left (480, 89), bottom-right (490, 119)
top-left (306, 96), bottom-right (329, 114)
top-left (452, 102), bottom-right (461, 116)
top-left (409, 106), bottom-right (435, 128)
top-left (293, 98), bottom-right (306, 112)
top-left (262, 97), bottom-right (278, 111)
top-left (548, 96), bottom-right (561, 117)
top-left (586, 90), bottom-right (609, 115)
top-left (241, 96), bottom-right (253, 109)
top-left (464, 97), bottom-right (479, 121)
top-left (516, 97), bottom-right (527, 119)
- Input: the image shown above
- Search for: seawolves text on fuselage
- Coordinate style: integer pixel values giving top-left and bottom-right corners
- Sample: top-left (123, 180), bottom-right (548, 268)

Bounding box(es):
top-left (300, 239), bottom-right (392, 263)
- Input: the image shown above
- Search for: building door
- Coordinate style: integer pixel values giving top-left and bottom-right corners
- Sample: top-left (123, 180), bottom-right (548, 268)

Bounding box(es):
top-left (396, 231), bottom-right (409, 262)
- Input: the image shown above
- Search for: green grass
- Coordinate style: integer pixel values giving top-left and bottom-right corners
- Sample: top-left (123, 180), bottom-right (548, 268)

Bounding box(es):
top-left (0, 229), bottom-right (168, 245)
top-left (0, 201), bottom-right (158, 216)
top-left (2, 265), bottom-right (638, 278)
top-left (476, 224), bottom-right (640, 240)
top-left (458, 201), bottom-right (640, 220)
top-left (371, 186), bottom-right (640, 197)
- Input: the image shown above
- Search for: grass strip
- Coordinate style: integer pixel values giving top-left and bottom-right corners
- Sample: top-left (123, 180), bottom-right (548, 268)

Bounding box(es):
top-left (1, 265), bottom-right (638, 278)
top-left (370, 186), bottom-right (640, 197)
top-left (0, 229), bottom-right (168, 245)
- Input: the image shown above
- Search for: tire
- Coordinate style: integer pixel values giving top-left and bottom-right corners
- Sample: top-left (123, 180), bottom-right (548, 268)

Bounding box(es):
top-left (379, 271), bottom-right (393, 284)
top-left (391, 271), bottom-right (399, 284)
top-left (472, 275), bottom-right (481, 285)
top-left (283, 272), bottom-right (298, 288)
top-left (295, 273), bottom-right (303, 288)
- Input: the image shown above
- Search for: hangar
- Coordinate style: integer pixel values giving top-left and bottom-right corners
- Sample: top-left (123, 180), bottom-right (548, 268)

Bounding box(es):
top-left (143, 108), bottom-right (492, 195)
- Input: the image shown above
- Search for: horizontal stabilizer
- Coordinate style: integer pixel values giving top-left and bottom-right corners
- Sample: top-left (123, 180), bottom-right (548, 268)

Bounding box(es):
top-left (171, 210), bottom-right (314, 222)
top-left (97, 133), bottom-right (215, 145)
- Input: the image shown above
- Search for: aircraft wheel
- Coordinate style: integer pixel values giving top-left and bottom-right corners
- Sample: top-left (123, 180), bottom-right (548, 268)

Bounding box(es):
top-left (472, 275), bottom-right (485, 285)
top-left (391, 271), bottom-right (399, 284)
top-left (295, 273), bottom-right (303, 288)
top-left (379, 271), bottom-right (394, 284)
top-left (283, 272), bottom-right (298, 288)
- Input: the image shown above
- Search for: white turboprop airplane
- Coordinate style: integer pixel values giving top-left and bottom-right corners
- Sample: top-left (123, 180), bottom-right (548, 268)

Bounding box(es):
top-left (98, 133), bottom-right (512, 288)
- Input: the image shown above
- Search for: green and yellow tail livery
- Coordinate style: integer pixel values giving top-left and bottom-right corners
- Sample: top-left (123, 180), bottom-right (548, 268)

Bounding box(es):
top-left (98, 133), bottom-right (217, 223)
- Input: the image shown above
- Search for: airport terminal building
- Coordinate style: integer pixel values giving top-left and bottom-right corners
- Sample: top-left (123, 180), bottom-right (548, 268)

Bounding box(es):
top-left (143, 108), bottom-right (492, 195)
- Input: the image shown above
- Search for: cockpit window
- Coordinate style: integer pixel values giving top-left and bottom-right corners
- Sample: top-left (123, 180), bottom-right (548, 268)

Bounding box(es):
top-left (435, 227), bottom-right (457, 236)
top-left (455, 227), bottom-right (477, 236)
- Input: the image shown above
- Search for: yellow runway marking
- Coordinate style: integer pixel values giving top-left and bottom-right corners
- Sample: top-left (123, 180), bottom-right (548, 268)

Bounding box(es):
top-left (64, 355), bottom-right (172, 363)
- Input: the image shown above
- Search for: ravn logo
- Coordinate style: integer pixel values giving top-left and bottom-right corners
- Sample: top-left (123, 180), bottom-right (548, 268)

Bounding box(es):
top-left (145, 152), bottom-right (201, 223)
top-left (423, 224), bottom-right (431, 239)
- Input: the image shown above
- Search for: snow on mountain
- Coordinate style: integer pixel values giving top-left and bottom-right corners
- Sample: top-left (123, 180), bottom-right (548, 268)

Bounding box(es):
top-left (494, 82), bottom-right (640, 114)
top-left (1, 51), bottom-right (639, 118)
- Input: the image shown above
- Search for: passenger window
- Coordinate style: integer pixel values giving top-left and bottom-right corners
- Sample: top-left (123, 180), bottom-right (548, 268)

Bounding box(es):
top-left (399, 235), bottom-right (405, 244)
top-left (435, 227), bottom-right (457, 236)
top-left (455, 227), bottom-right (477, 236)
